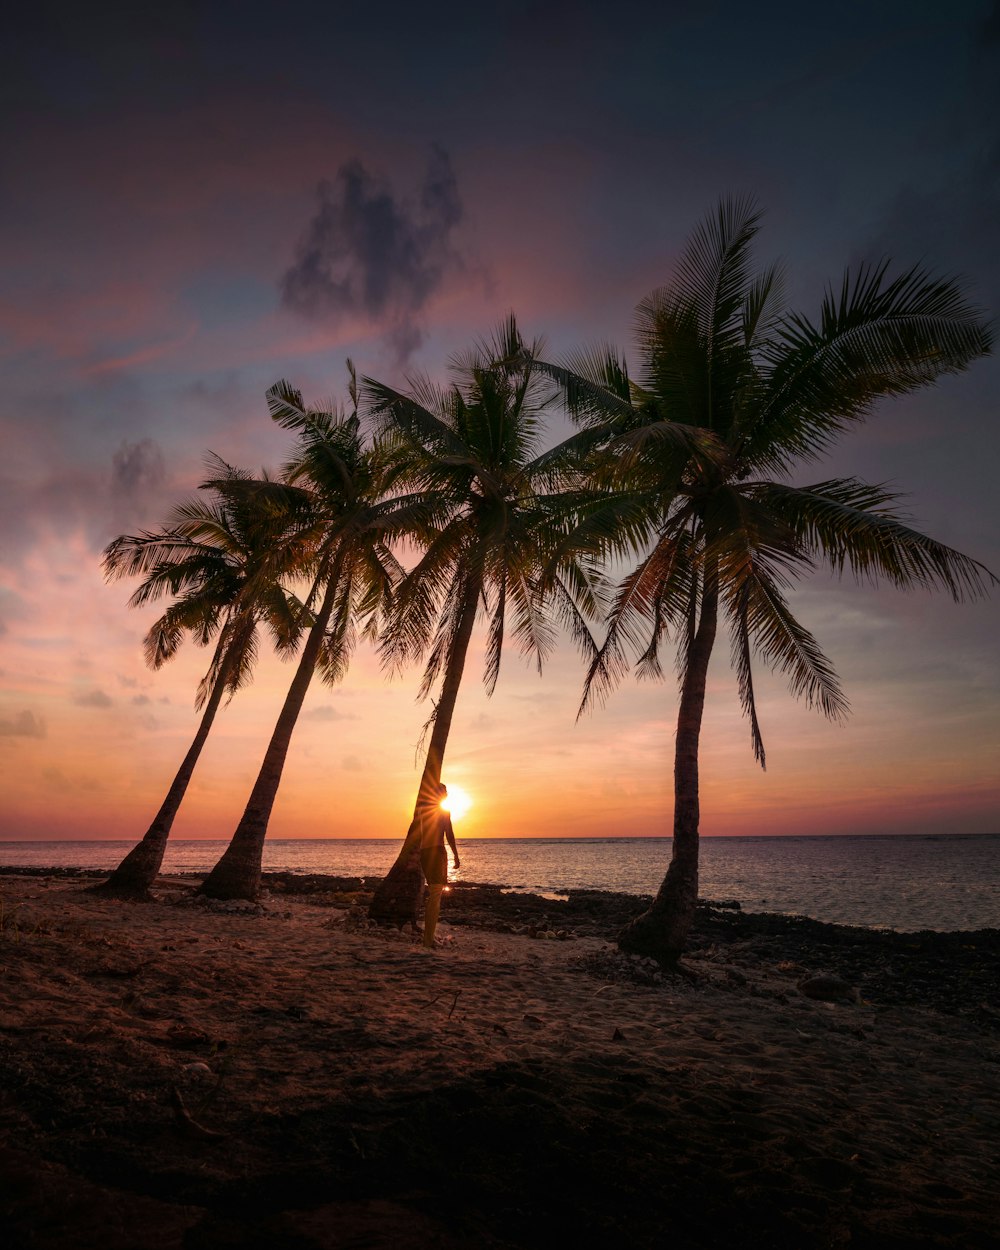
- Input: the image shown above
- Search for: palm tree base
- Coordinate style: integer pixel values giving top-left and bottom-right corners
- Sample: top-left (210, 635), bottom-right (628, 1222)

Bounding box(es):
top-left (618, 905), bottom-right (688, 966)
top-left (85, 880), bottom-right (155, 903)
top-left (199, 870), bottom-right (260, 901)
top-left (199, 843), bottom-right (262, 901)
top-left (88, 836), bottom-right (169, 902)
top-left (368, 861), bottom-right (424, 927)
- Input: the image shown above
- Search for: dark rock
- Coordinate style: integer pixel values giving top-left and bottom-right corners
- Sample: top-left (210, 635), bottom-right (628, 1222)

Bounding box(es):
top-left (797, 974), bottom-right (856, 1003)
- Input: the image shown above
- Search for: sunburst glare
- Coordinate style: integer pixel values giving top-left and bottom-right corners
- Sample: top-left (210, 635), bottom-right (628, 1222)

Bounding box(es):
top-left (440, 784), bottom-right (472, 821)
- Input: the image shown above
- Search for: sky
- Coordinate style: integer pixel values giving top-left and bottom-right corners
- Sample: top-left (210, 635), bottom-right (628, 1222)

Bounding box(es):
top-left (1, 0), bottom-right (998, 847)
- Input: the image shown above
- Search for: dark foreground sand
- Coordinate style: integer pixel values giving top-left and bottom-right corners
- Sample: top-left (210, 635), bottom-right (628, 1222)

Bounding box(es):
top-left (1, 869), bottom-right (998, 1249)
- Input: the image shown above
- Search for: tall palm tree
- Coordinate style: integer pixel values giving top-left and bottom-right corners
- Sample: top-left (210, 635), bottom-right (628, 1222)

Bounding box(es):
top-left (92, 461), bottom-right (310, 899)
top-left (199, 374), bottom-right (419, 900)
top-left (543, 197), bottom-right (995, 963)
top-left (366, 316), bottom-right (607, 924)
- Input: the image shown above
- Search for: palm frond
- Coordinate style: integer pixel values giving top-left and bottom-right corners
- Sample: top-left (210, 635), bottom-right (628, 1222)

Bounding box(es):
top-left (631, 295), bottom-right (710, 429)
top-left (546, 568), bottom-right (603, 672)
top-left (669, 194), bottom-right (763, 349)
top-left (752, 261), bottom-right (992, 469)
top-left (103, 530), bottom-right (203, 583)
top-left (143, 605), bottom-right (191, 669)
top-left (362, 377), bottom-right (472, 467)
top-left (483, 572), bottom-right (507, 697)
top-left (731, 570), bottom-right (850, 723)
top-left (579, 522), bottom-right (695, 713)
top-left (266, 379), bottom-right (311, 430)
top-left (742, 260), bottom-right (786, 350)
top-left (533, 348), bottom-right (635, 428)
top-left (635, 195), bottom-right (763, 435)
top-left (756, 480), bottom-right (998, 600)
top-left (731, 587), bottom-right (766, 767)
top-left (414, 567), bottom-right (476, 702)
top-left (317, 564), bottom-right (358, 687)
top-left (378, 521), bottom-right (470, 675)
top-left (508, 564), bottom-right (557, 671)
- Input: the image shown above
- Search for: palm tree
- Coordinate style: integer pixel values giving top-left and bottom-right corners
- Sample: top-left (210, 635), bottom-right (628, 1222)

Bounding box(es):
top-left (542, 197), bottom-right (995, 963)
top-left (199, 374), bottom-right (418, 900)
top-left (366, 316), bottom-right (607, 924)
top-left (92, 461), bottom-right (310, 899)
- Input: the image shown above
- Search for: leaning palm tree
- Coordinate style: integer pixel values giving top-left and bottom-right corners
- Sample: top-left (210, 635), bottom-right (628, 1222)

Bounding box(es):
top-left (92, 461), bottom-right (311, 899)
top-left (543, 197), bottom-right (995, 963)
top-left (366, 316), bottom-right (609, 924)
top-left (199, 374), bottom-right (420, 899)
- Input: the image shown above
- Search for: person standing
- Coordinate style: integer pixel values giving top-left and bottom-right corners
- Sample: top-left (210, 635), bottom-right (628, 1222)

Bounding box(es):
top-left (420, 782), bottom-right (460, 948)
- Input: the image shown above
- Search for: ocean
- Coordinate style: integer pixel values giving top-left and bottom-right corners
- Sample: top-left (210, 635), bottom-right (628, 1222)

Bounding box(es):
top-left (2, 834), bottom-right (997, 933)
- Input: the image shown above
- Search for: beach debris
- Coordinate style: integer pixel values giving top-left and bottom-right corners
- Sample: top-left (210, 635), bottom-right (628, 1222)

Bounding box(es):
top-left (520, 919), bottom-right (576, 940)
top-left (574, 947), bottom-right (666, 986)
top-left (169, 1086), bottom-right (228, 1141)
top-left (169, 894), bottom-right (277, 918)
top-left (419, 990), bottom-right (462, 1019)
top-left (797, 974), bottom-right (858, 1003)
top-left (165, 1024), bottom-right (211, 1048)
top-left (775, 960), bottom-right (808, 977)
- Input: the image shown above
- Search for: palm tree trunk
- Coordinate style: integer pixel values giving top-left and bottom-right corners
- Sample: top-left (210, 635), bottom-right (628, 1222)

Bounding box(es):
top-left (369, 568), bottom-right (482, 924)
top-left (199, 558), bottom-right (343, 900)
top-left (90, 668), bottom-right (230, 900)
top-left (619, 568), bottom-right (719, 963)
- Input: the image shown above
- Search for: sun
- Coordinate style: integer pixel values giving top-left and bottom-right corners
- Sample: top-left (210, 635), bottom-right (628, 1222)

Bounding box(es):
top-left (440, 784), bottom-right (472, 821)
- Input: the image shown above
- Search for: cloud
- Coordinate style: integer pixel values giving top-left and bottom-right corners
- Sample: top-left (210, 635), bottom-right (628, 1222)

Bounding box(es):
top-left (131, 693), bottom-right (151, 705)
top-left (112, 437), bottom-right (166, 497)
top-left (0, 709), bottom-right (46, 738)
top-left (280, 145), bottom-right (464, 364)
top-left (304, 704), bottom-right (357, 721)
top-left (42, 767), bottom-right (72, 793)
top-left (108, 436), bottom-right (170, 533)
top-left (43, 766), bottom-right (102, 793)
top-left (73, 689), bottom-right (114, 708)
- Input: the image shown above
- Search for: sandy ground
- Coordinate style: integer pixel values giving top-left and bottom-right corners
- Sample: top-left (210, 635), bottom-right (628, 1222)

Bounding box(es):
top-left (1, 872), bottom-right (998, 1249)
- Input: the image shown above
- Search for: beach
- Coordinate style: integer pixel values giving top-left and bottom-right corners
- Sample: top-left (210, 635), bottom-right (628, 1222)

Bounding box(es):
top-left (2, 871), bottom-right (998, 1249)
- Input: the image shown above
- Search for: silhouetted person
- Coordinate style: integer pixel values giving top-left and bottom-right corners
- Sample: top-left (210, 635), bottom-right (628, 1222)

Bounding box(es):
top-left (420, 782), bottom-right (460, 948)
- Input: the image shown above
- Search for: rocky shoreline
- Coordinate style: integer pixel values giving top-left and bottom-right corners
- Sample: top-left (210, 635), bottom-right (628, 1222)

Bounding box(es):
top-left (6, 865), bottom-right (999, 1026)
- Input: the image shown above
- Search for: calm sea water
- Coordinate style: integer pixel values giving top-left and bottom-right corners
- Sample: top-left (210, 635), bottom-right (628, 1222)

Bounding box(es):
top-left (2, 835), bottom-right (997, 933)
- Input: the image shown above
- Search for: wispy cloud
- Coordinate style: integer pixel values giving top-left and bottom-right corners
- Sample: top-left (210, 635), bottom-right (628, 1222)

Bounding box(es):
top-left (280, 146), bottom-right (465, 366)
top-left (304, 704), bottom-right (357, 722)
top-left (112, 438), bottom-right (166, 496)
top-left (0, 709), bottom-right (46, 738)
top-left (83, 322), bottom-right (198, 378)
top-left (73, 689), bottom-right (114, 709)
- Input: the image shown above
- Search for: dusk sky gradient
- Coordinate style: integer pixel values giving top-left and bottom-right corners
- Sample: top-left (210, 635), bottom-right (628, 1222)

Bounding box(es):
top-left (2, 1), bottom-right (998, 845)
